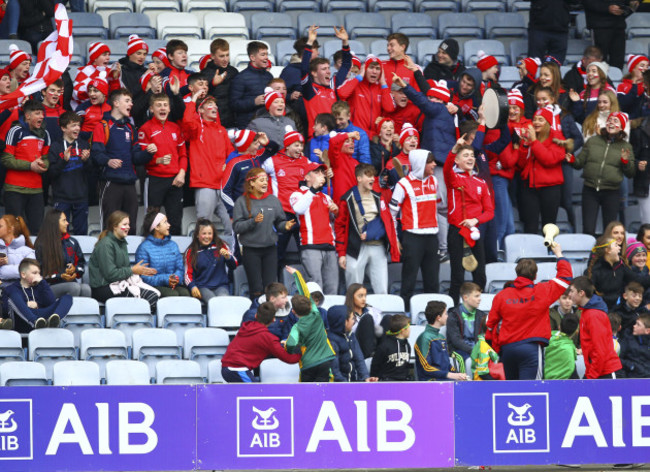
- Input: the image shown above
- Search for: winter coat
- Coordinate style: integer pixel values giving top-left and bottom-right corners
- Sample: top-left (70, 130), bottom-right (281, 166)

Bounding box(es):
top-left (0, 236), bottom-right (35, 282)
top-left (88, 232), bottom-right (131, 287)
top-left (203, 61), bottom-right (239, 128)
top-left (135, 235), bottom-right (184, 288)
top-left (370, 334), bottom-right (412, 381)
top-left (588, 257), bottom-right (650, 310)
top-left (579, 295), bottom-right (623, 379)
top-left (117, 56), bottom-right (150, 127)
top-left (529, 0), bottom-right (570, 32)
top-left (631, 117), bottom-right (650, 198)
top-left (620, 332), bottom-right (650, 378)
top-left (572, 134), bottom-right (635, 191)
top-left (249, 112), bottom-right (297, 148)
top-left (184, 242), bottom-right (237, 291)
top-left (369, 139), bottom-right (400, 174)
top-left (423, 59), bottom-right (466, 83)
top-left (518, 134), bottom-right (566, 188)
top-left (327, 305), bottom-right (369, 381)
top-left (48, 138), bottom-right (91, 203)
top-left (446, 305), bottom-right (487, 356)
top-left (229, 64), bottom-right (273, 129)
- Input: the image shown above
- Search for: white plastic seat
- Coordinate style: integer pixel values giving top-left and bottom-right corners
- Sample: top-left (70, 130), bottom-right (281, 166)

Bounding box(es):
top-left (417, 39), bottom-right (442, 66)
top-left (80, 328), bottom-right (129, 378)
top-left (105, 360), bottom-right (151, 385)
top-left (0, 330), bottom-right (26, 365)
top-left (63, 296), bottom-right (103, 346)
top-left (485, 262), bottom-right (517, 293)
top-left (259, 358), bottom-right (300, 383)
top-left (204, 12), bottom-right (249, 40)
top-left (0, 361), bottom-right (48, 386)
top-left (478, 293), bottom-right (496, 313)
top-left (28, 329), bottom-right (77, 380)
top-left (105, 297), bottom-right (154, 345)
top-left (53, 360), bottom-right (101, 386)
top-left (555, 234), bottom-right (596, 262)
top-left (157, 12), bottom-right (202, 40)
top-left (132, 328), bottom-right (182, 377)
top-left (536, 262), bottom-right (559, 284)
top-left (321, 294), bottom-right (346, 310)
top-left (156, 359), bottom-right (204, 384)
top-left (171, 235), bottom-right (192, 254)
top-left (157, 296), bottom-right (205, 345)
top-left (183, 327), bottom-right (229, 378)
top-left (504, 234), bottom-right (549, 262)
top-left (409, 294), bottom-right (454, 324)
top-left (366, 294), bottom-right (405, 313)
top-left (207, 296), bottom-right (251, 335)
top-left (207, 359), bottom-right (225, 383)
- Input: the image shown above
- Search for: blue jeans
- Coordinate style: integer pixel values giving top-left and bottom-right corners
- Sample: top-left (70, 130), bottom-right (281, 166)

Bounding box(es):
top-left (53, 201), bottom-right (89, 236)
top-left (0, 0), bottom-right (19, 38)
top-left (492, 176), bottom-right (515, 251)
top-left (500, 341), bottom-right (544, 380)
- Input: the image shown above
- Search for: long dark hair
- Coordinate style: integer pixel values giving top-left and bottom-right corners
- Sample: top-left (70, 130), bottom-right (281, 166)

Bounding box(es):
top-left (186, 218), bottom-right (224, 270)
top-left (345, 283), bottom-right (366, 314)
top-left (141, 207), bottom-right (162, 236)
top-left (34, 209), bottom-right (65, 277)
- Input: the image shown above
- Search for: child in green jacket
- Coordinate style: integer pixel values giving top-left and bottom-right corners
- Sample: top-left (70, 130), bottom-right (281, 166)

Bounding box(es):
top-left (544, 313), bottom-right (580, 379)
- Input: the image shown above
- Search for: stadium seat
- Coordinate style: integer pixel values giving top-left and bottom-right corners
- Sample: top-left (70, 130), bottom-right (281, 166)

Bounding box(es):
top-left (251, 12), bottom-right (296, 41)
top-left (409, 294), bottom-right (454, 324)
top-left (183, 327), bottom-right (229, 378)
top-left (485, 262), bottom-right (516, 293)
top-left (499, 66), bottom-right (519, 88)
top-left (156, 359), bottom-right (204, 384)
top-left (0, 331), bottom-right (25, 366)
top-left (208, 359), bottom-right (225, 383)
top-left (464, 39), bottom-right (509, 66)
top-left (105, 360), bottom-right (151, 385)
top-left (321, 294), bottom-right (346, 310)
top-left (370, 0), bottom-right (413, 14)
top-left (182, 0), bottom-right (226, 12)
top-left (627, 13), bottom-right (650, 39)
top-left (407, 324), bottom-right (425, 359)
top-left (157, 296), bottom-right (206, 345)
top-left (53, 360), bottom-right (101, 386)
top-left (132, 328), bottom-right (183, 378)
top-left (504, 234), bottom-right (549, 262)
top-left (170, 235), bottom-right (192, 254)
top-left (555, 234), bottom-right (596, 262)
top-left (63, 296), bottom-right (103, 346)
top-left (297, 13), bottom-right (341, 38)
top-left (92, 0), bottom-right (134, 23)
top-left (484, 12), bottom-right (526, 40)
top-left (507, 0), bottom-right (530, 11)
top-left (109, 12), bottom-right (157, 39)
top-left (204, 12), bottom-right (249, 40)
top-left (157, 12), bottom-right (202, 40)
top-left (207, 296), bottom-right (251, 334)
top-left (105, 297), bottom-right (155, 345)
top-left (136, 0), bottom-right (180, 13)
top-left (438, 13), bottom-right (483, 39)
top-left (415, 0), bottom-right (458, 14)
top-left (345, 13), bottom-right (390, 39)
top-left (391, 13), bottom-right (437, 39)
top-left (80, 328), bottom-right (129, 379)
top-left (184, 38), bottom-right (213, 64)
top-left (87, 39), bottom-right (128, 59)
top-left (464, 0), bottom-right (505, 12)
top-left (259, 358), bottom-right (300, 382)
top-left (609, 66), bottom-right (623, 84)
top-left (626, 39), bottom-right (649, 57)
top-left (282, 263), bottom-right (306, 295)
top-left (0, 361), bottom-right (48, 386)
top-left (509, 38), bottom-right (527, 65)
top-left (416, 38), bottom-right (443, 66)
top-left (70, 12), bottom-right (109, 40)
top-left (322, 39), bottom-right (366, 62)
top-left (230, 0), bottom-right (273, 12)
top-left (478, 293), bottom-right (495, 312)
top-left (277, 0), bottom-right (319, 13)
top-left (566, 39), bottom-right (592, 65)
top-left (323, 0), bottom-right (365, 13)
top-left (28, 328), bottom-right (77, 380)
top-left (535, 262), bottom-right (559, 283)
top-left (366, 294), bottom-right (405, 313)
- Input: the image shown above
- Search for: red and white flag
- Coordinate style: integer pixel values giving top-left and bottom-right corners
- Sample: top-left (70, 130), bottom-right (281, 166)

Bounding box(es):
top-left (0, 3), bottom-right (73, 111)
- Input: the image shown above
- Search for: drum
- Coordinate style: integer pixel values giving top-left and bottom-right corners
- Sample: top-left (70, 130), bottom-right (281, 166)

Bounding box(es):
top-left (483, 87), bottom-right (508, 129)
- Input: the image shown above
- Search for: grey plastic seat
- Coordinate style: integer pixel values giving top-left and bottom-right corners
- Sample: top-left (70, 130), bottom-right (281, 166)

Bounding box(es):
top-left (484, 12), bottom-right (526, 39)
top-left (627, 13), bottom-right (650, 39)
top-left (322, 0), bottom-right (365, 13)
top-left (322, 39), bottom-right (366, 62)
top-left (438, 13), bottom-right (483, 39)
top-left (370, 0), bottom-right (413, 13)
top-left (156, 359), bottom-right (204, 384)
top-left (509, 39), bottom-right (527, 65)
top-left (464, 39), bottom-right (509, 66)
top-left (0, 361), bottom-right (48, 386)
top-left (132, 328), bottom-right (182, 378)
top-left (0, 330), bottom-right (26, 366)
top-left (417, 39), bottom-right (443, 66)
top-left (554, 234), bottom-right (596, 262)
top-left (345, 12), bottom-right (390, 39)
top-left (297, 12), bottom-right (340, 38)
top-left (204, 12), bottom-right (249, 40)
top-left (80, 328), bottom-right (129, 379)
top-left (485, 262), bottom-right (517, 293)
top-left (415, 0), bottom-right (458, 13)
top-left (409, 294), bottom-right (454, 325)
top-left (504, 234), bottom-right (549, 262)
top-left (105, 360), bottom-right (151, 385)
top-left (259, 358), bottom-right (300, 383)
top-left (207, 296), bottom-right (251, 335)
top-left (63, 296), bottom-right (103, 346)
top-left (28, 329), bottom-right (77, 380)
top-left (183, 327), bottom-right (229, 378)
top-left (105, 297), bottom-right (154, 345)
top-left (251, 12), bottom-right (296, 40)
top-left (70, 12), bottom-right (109, 39)
top-left (53, 360), bottom-right (101, 386)
top-left (109, 12), bottom-right (156, 38)
top-left (391, 13), bottom-right (436, 39)
top-left (366, 294), bottom-right (405, 313)
top-left (0, 40), bottom-right (32, 64)
top-left (566, 39), bottom-right (592, 65)
top-left (207, 359), bottom-right (225, 383)
top-left (157, 296), bottom-right (205, 345)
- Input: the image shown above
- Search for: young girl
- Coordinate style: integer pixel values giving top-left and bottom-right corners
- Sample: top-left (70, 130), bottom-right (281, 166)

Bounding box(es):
top-left (369, 117), bottom-right (400, 175)
top-left (618, 54), bottom-right (649, 118)
top-left (184, 218), bottom-right (237, 302)
top-left (570, 61), bottom-right (616, 124)
top-left (522, 61), bottom-right (569, 119)
top-left (344, 283), bottom-right (385, 358)
top-left (34, 209), bottom-right (91, 298)
top-left (582, 90), bottom-right (628, 140)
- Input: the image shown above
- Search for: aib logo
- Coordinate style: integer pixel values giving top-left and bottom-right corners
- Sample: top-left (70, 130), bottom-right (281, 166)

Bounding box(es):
top-left (492, 393), bottom-right (549, 453)
top-left (237, 397), bottom-right (294, 458)
top-left (0, 399), bottom-right (33, 460)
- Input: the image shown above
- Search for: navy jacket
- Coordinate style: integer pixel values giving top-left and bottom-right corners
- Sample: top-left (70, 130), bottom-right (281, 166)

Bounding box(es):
top-left (184, 242), bottom-right (237, 291)
top-left (327, 305), bottom-right (369, 381)
top-left (35, 234), bottom-right (86, 284)
top-left (229, 64), bottom-right (273, 128)
top-left (48, 138), bottom-right (91, 203)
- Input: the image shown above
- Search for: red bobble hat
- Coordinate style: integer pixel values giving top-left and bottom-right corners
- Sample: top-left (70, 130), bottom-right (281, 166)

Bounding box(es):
top-left (88, 42), bottom-right (111, 65)
top-left (127, 34), bottom-right (148, 56)
top-left (140, 70), bottom-right (154, 91)
top-left (8, 44), bottom-right (30, 70)
top-left (351, 55), bottom-right (361, 69)
top-left (426, 79), bottom-right (451, 102)
top-left (399, 122), bottom-right (419, 147)
top-left (89, 75), bottom-right (109, 96)
top-left (264, 87), bottom-right (284, 110)
top-left (199, 54), bottom-right (211, 71)
top-left (534, 105), bottom-right (554, 125)
top-left (153, 48), bottom-right (171, 68)
top-left (520, 57), bottom-right (541, 78)
top-left (283, 128), bottom-right (304, 148)
top-left (508, 89), bottom-right (525, 110)
top-left (627, 54), bottom-right (649, 73)
top-left (609, 111), bottom-right (628, 130)
top-left (477, 50), bottom-right (498, 72)
top-left (235, 129), bottom-right (257, 152)
top-left (375, 117), bottom-right (394, 134)
top-left (364, 54), bottom-right (381, 69)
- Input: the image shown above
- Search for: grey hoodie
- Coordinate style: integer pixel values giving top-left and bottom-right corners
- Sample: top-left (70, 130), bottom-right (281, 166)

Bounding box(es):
top-left (0, 235), bottom-right (35, 282)
top-left (233, 193), bottom-right (288, 248)
top-left (408, 149), bottom-right (432, 180)
top-left (248, 112), bottom-right (297, 147)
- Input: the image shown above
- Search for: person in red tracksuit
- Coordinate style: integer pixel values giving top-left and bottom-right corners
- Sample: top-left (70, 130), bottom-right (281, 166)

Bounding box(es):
top-left (327, 130), bottom-right (362, 203)
top-left (444, 135), bottom-right (495, 305)
top-left (486, 243), bottom-right (572, 380)
top-left (137, 93), bottom-right (187, 235)
top-left (337, 55), bottom-right (395, 139)
top-left (382, 33), bottom-right (419, 91)
top-left (568, 275), bottom-right (622, 379)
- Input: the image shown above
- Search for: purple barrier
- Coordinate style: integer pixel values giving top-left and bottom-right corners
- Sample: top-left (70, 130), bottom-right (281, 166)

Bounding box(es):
top-left (197, 382), bottom-right (455, 470)
top-left (455, 379), bottom-right (650, 466)
top-left (0, 386), bottom-right (197, 472)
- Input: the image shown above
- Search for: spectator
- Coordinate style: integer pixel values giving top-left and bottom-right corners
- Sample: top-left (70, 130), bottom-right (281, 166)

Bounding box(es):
top-left (331, 100), bottom-right (372, 164)
top-left (424, 39), bottom-right (465, 82)
top-left (40, 80), bottom-right (65, 143)
top-left (118, 35), bottom-right (150, 127)
top-left (385, 82), bottom-right (422, 133)
top-left (249, 87), bottom-right (297, 146)
top-left (543, 313), bottom-right (580, 379)
top-left (34, 209), bottom-right (90, 298)
top-left (611, 312), bottom-right (622, 355)
top-left (583, 0), bottom-right (634, 69)
top-left (614, 278), bottom-right (648, 336)
top-left (631, 98), bottom-right (650, 224)
top-left (327, 305), bottom-right (374, 382)
top-left (203, 38), bottom-right (239, 129)
top-left (241, 282), bottom-right (293, 340)
top-left (448, 68), bottom-right (482, 121)
top-left (160, 39), bottom-right (193, 90)
top-left (446, 282), bottom-right (487, 359)
top-left (470, 319), bottom-right (502, 380)
top-left (581, 90), bottom-right (626, 140)
top-left (617, 54), bottom-right (649, 117)
top-left (88, 211), bottom-right (160, 312)
top-left (135, 210), bottom-right (189, 298)
top-left (369, 117), bottom-right (400, 174)
top-left (74, 42), bottom-right (119, 108)
top-left (549, 290), bottom-right (581, 332)
top-left (527, 0), bottom-right (571, 64)
top-left (638, 224), bottom-right (650, 271)
top-left (568, 275), bottom-right (622, 378)
top-left (0, 0), bottom-right (20, 40)
top-left (280, 37), bottom-right (318, 128)
top-left (6, 45), bottom-right (29, 88)
top-left (626, 239), bottom-right (648, 276)
top-left (307, 112), bottom-right (335, 163)
top-left (0, 215), bottom-right (34, 284)
top-left (327, 130), bottom-right (362, 203)
top-left (76, 76), bottom-right (111, 142)
top-left (17, 0), bottom-right (53, 52)
top-left (563, 46), bottom-right (604, 94)
top-left (370, 314), bottom-right (412, 381)
top-left (569, 61), bottom-right (616, 124)
top-left (620, 313), bottom-right (650, 378)
top-left (379, 122), bottom-right (418, 196)
top-left (382, 33), bottom-right (417, 90)
top-left (344, 283), bottom-right (385, 358)
top-left (229, 41), bottom-right (272, 129)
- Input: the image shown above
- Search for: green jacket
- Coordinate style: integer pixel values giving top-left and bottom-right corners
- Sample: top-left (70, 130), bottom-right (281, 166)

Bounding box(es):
top-left (572, 134), bottom-right (635, 191)
top-left (544, 331), bottom-right (577, 379)
top-left (285, 272), bottom-right (336, 371)
top-left (88, 232), bottom-right (132, 288)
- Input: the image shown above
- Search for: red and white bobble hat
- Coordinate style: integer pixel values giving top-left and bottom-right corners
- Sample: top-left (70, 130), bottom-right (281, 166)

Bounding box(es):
top-left (364, 54), bottom-right (381, 69)
top-left (199, 54), bottom-right (211, 71)
top-left (399, 122), bottom-right (419, 147)
top-left (283, 126), bottom-right (304, 148)
top-left (8, 44), bottom-right (30, 70)
top-left (153, 48), bottom-right (171, 68)
top-left (609, 111), bottom-right (629, 130)
top-left (264, 87), bottom-right (284, 110)
top-left (477, 50), bottom-right (498, 72)
top-left (351, 55), bottom-right (361, 69)
top-left (627, 54), bottom-right (649, 73)
top-left (520, 57), bottom-right (541, 79)
top-left (140, 70), bottom-right (154, 91)
top-left (508, 89), bottom-right (525, 110)
top-left (534, 105), bottom-right (555, 125)
top-left (88, 42), bottom-right (111, 65)
top-left (89, 73), bottom-right (109, 96)
top-left (234, 129), bottom-right (257, 152)
top-left (426, 79), bottom-right (451, 102)
top-left (127, 34), bottom-right (148, 56)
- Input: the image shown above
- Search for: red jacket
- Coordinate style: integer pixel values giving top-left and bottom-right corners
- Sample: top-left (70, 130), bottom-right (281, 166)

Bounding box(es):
top-left (77, 102), bottom-right (112, 134)
top-left (382, 59), bottom-right (419, 91)
top-left (221, 320), bottom-right (301, 369)
top-left (486, 131), bottom-right (519, 180)
top-left (518, 134), bottom-right (565, 188)
top-left (328, 132), bottom-right (359, 203)
top-left (138, 118), bottom-right (188, 178)
top-left (4, 123), bottom-right (51, 190)
top-left (385, 101), bottom-right (423, 134)
top-left (579, 295), bottom-right (623, 379)
top-left (444, 150), bottom-right (495, 228)
top-left (486, 258), bottom-right (572, 353)
top-left (290, 186), bottom-right (336, 246)
top-left (262, 151), bottom-right (314, 213)
top-left (337, 77), bottom-right (395, 138)
top-left (182, 102), bottom-right (233, 189)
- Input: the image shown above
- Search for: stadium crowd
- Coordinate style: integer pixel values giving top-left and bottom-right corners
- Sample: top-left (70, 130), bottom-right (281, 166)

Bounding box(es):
top-left (1, 8), bottom-right (650, 383)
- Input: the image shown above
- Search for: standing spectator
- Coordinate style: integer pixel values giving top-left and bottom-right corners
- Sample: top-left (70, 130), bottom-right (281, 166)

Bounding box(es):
top-left (17, 0), bottom-right (53, 52)
top-left (331, 101), bottom-right (372, 164)
top-left (203, 38), bottom-right (239, 129)
top-left (543, 313), bottom-right (580, 379)
top-left (486, 242), bottom-right (571, 380)
top-left (0, 215), bottom-right (34, 283)
top-left (74, 42), bottom-right (120, 108)
top-left (569, 61), bottom-right (616, 124)
top-left (280, 37), bottom-right (319, 129)
top-left (424, 39), bottom-right (465, 82)
top-left (369, 117), bottom-right (400, 174)
top-left (160, 39), bottom-right (193, 90)
top-left (41, 80), bottom-right (65, 143)
top-left (631, 107), bottom-right (650, 224)
top-left (327, 305), bottom-right (374, 382)
top-left (527, 0), bottom-right (571, 64)
top-left (118, 35), bottom-right (151, 127)
top-left (249, 87), bottom-right (297, 146)
top-left (34, 209), bottom-right (91, 298)
top-left (308, 113), bottom-right (335, 163)
top-left (563, 46), bottom-right (604, 94)
top-left (568, 276), bottom-right (622, 378)
top-left (581, 90), bottom-right (626, 140)
top-left (617, 54), bottom-right (649, 117)
top-left (76, 76), bottom-right (111, 142)
top-left (549, 291), bottom-right (581, 333)
top-left (229, 41), bottom-right (273, 129)
top-left (583, 0), bottom-right (635, 69)
top-left (382, 33), bottom-right (417, 90)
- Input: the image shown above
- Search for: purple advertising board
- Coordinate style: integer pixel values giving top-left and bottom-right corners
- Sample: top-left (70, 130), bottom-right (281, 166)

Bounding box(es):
top-left (0, 386), bottom-right (196, 472)
top-left (197, 382), bottom-right (455, 470)
top-left (455, 379), bottom-right (650, 466)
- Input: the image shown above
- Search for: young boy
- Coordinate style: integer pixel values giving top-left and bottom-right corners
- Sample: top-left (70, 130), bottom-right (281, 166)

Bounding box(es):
top-left (221, 301), bottom-right (302, 382)
top-left (620, 314), bottom-right (650, 378)
top-left (331, 100), bottom-right (371, 164)
top-left (470, 318), bottom-right (502, 380)
top-left (160, 39), bottom-right (193, 91)
top-left (445, 282), bottom-right (487, 358)
top-left (2, 258), bottom-right (73, 333)
top-left (290, 165), bottom-right (339, 294)
top-left (327, 305), bottom-right (374, 382)
top-left (611, 281), bottom-right (647, 337)
top-left (137, 93), bottom-right (187, 235)
top-left (183, 72), bottom-right (209, 105)
top-left (73, 42), bottom-right (119, 108)
top-left (7, 45), bottom-right (31, 85)
top-left (414, 300), bottom-right (468, 381)
top-left (203, 38), bottom-right (238, 128)
top-left (370, 313), bottom-right (412, 381)
top-left (229, 41), bottom-right (273, 129)
top-left (249, 87), bottom-right (297, 147)
top-left (544, 313), bottom-right (579, 379)
top-left (568, 276), bottom-right (622, 379)
top-left (76, 76), bottom-right (111, 142)
top-left (285, 294), bottom-right (336, 382)
top-left (48, 111), bottom-right (91, 235)
top-left (549, 290), bottom-right (580, 331)
top-left (41, 79), bottom-right (65, 143)
top-left (241, 282), bottom-right (292, 340)
top-left (308, 113), bottom-right (335, 163)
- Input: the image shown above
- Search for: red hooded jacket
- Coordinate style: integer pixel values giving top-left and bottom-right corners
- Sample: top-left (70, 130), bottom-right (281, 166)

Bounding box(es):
top-left (579, 295), bottom-right (623, 379)
top-left (517, 133), bottom-right (565, 188)
top-left (337, 76), bottom-right (395, 138)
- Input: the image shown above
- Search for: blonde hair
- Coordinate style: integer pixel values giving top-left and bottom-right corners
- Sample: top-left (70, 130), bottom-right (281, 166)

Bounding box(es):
top-left (582, 89), bottom-right (619, 137)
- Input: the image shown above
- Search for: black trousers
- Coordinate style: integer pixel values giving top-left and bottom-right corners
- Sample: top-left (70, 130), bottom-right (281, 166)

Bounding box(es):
top-left (448, 224), bottom-right (486, 306)
top-left (241, 245), bottom-right (278, 299)
top-left (592, 27), bottom-right (626, 69)
top-left (99, 181), bottom-right (139, 234)
top-left (4, 191), bottom-right (44, 234)
top-left (581, 186), bottom-right (619, 237)
top-left (300, 362), bottom-right (331, 382)
top-left (92, 284), bottom-right (159, 314)
top-left (520, 182), bottom-right (562, 234)
top-left (400, 231), bottom-right (439, 311)
top-left (144, 175), bottom-right (183, 235)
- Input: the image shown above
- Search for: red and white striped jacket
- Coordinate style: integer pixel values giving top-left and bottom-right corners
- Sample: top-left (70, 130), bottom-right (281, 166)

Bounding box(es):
top-left (289, 186), bottom-right (336, 246)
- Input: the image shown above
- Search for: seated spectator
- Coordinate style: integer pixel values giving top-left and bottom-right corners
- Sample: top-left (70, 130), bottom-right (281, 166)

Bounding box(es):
top-left (446, 282), bottom-right (487, 359)
top-left (221, 301), bottom-right (301, 382)
top-left (249, 87), bottom-right (296, 147)
top-left (549, 290), bottom-right (581, 332)
top-left (423, 39), bottom-right (465, 82)
top-left (0, 214), bottom-right (34, 283)
top-left (370, 314), bottom-right (412, 381)
top-left (470, 319), bottom-right (502, 380)
top-left (544, 313), bottom-right (580, 379)
top-left (308, 113), bottom-right (335, 163)
top-left (332, 100), bottom-right (371, 164)
top-left (34, 209), bottom-right (91, 298)
top-left (184, 218), bottom-right (237, 302)
top-left (620, 314), bottom-right (650, 378)
top-left (135, 209), bottom-right (189, 298)
top-left (88, 211), bottom-right (160, 313)
top-left (3, 258), bottom-right (72, 333)
top-left (327, 305), bottom-right (374, 382)
top-left (241, 282), bottom-right (294, 340)
top-left (415, 300), bottom-right (468, 381)
top-left (345, 283), bottom-right (385, 358)
top-left (610, 281), bottom-right (647, 337)
top-left (369, 117), bottom-right (400, 174)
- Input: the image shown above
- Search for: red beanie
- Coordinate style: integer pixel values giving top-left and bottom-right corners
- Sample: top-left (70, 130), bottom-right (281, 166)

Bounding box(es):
top-left (609, 111), bottom-right (628, 131)
top-left (351, 55), bottom-right (361, 69)
top-left (627, 54), bottom-right (649, 73)
top-left (521, 57), bottom-right (541, 79)
top-left (127, 34), bottom-right (148, 57)
top-left (399, 122), bottom-right (419, 147)
top-left (153, 48), bottom-right (171, 68)
top-left (199, 54), bottom-right (211, 71)
top-left (508, 89), bottom-right (524, 110)
top-left (534, 105), bottom-right (554, 125)
top-left (140, 70), bottom-right (154, 91)
top-left (89, 76), bottom-right (108, 96)
top-left (477, 50), bottom-right (498, 72)
top-left (264, 87), bottom-right (284, 111)
top-left (426, 79), bottom-right (450, 103)
top-left (283, 129), bottom-right (304, 148)
top-left (88, 42), bottom-right (111, 65)
top-left (364, 54), bottom-right (381, 70)
top-left (8, 44), bottom-right (30, 70)
top-left (375, 117), bottom-right (394, 135)
top-left (235, 129), bottom-right (257, 152)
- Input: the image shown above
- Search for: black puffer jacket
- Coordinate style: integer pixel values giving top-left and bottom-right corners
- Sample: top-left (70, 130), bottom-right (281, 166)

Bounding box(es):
top-left (631, 117), bottom-right (650, 198)
top-left (203, 60), bottom-right (239, 128)
top-left (423, 59), bottom-right (466, 82)
top-left (589, 257), bottom-right (650, 310)
top-left (529, 0), bottom-right (570, 32)
top-left (118, 57), bottom-right (150, 127)
top-left (620, 333), bottom-right (650, 378)
top-left (229, 64), bottom-right (273, 128)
